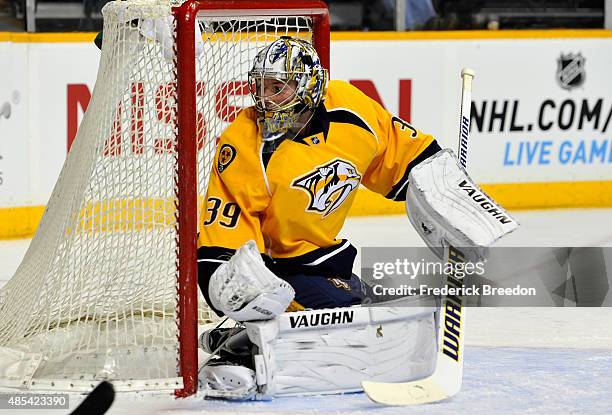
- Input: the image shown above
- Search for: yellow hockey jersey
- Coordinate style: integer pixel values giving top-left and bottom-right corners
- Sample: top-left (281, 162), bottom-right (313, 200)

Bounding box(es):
top-left (197, 80), bottom-right (440, 281)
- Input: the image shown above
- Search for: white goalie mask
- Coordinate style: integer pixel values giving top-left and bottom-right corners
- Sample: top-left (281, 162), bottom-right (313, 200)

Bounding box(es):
top-left (248, 36), bottom-right (328, 144)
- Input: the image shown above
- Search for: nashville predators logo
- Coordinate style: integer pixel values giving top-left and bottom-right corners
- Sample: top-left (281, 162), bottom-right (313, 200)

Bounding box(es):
top-left (292, 159), bottom-right (361, 217)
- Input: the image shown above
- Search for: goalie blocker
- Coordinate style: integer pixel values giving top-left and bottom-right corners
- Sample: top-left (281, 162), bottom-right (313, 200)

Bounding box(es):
top-left (406, 149), bottom-right (519, 263)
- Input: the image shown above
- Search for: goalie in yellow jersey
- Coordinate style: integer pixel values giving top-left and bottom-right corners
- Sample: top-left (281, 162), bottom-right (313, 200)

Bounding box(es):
top-left (197, 35), bottom-right (440, 393)
top-left (197, 37), bottom-right (516, 398)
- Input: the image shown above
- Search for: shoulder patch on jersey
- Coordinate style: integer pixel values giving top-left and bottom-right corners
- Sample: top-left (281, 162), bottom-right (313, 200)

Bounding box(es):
top-left (218, 144), bottom-right (237, 173)
top-left (291, 159), bottom-right (361, 217)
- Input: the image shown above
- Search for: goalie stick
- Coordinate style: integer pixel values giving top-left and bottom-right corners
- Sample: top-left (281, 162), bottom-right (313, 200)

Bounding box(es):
top-left (361, 68), bottom-right (475, 406)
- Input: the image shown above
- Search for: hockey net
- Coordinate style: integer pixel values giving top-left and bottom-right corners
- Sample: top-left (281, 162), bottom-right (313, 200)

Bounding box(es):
top-left (0, 0), bottom-right (328, 395)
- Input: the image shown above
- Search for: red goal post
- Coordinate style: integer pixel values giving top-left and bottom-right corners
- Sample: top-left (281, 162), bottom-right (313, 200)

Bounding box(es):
top-left (174, 0), bottom-right (330, 397)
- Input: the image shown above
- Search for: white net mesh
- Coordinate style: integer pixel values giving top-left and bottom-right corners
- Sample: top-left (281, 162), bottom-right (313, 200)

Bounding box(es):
top-left (0, 0), bottom-right (313, 393)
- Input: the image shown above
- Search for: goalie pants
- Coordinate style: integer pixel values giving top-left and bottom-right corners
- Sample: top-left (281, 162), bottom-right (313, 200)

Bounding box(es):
top-left (281, 273), bottom-right (366, 310)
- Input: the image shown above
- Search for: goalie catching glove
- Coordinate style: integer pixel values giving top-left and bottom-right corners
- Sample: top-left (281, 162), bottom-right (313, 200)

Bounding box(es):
top-left (208, 241), bottom-right (295, 322)
top-left (406, 149), bottom-right (519, 263)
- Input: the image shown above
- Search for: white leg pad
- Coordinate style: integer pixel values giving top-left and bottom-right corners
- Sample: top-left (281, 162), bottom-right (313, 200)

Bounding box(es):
top-left (245, 296), bottom-right (438, 398)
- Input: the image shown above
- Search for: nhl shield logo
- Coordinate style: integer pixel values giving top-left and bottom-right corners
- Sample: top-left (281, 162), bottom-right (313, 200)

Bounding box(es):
top-left (292, 159), bottom-right (361, 217)
top-left (556, 53), bottom-right (585, 90)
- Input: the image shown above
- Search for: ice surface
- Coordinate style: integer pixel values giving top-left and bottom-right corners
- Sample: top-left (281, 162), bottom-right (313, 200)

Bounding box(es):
top-left (47, 347), bottom-right (611, 415)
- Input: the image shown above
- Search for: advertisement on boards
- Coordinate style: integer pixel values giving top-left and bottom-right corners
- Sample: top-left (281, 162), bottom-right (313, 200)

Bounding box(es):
top-left (1, 34), bottom-right (611, 212)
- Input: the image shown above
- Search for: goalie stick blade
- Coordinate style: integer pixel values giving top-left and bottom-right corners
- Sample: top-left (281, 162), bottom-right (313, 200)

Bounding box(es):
top-left (70, 381), bottom-right (115, 415)
top-left (362, 376), bottom-right (454, 406)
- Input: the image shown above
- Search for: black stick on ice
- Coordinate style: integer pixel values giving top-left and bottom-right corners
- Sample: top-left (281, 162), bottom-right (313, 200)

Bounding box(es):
top-left (69, 381), bottom-right (115, 415)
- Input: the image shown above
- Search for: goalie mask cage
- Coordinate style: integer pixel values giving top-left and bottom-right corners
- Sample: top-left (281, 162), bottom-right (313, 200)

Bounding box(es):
top-left (0, 0), bottom-right (329, 397)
